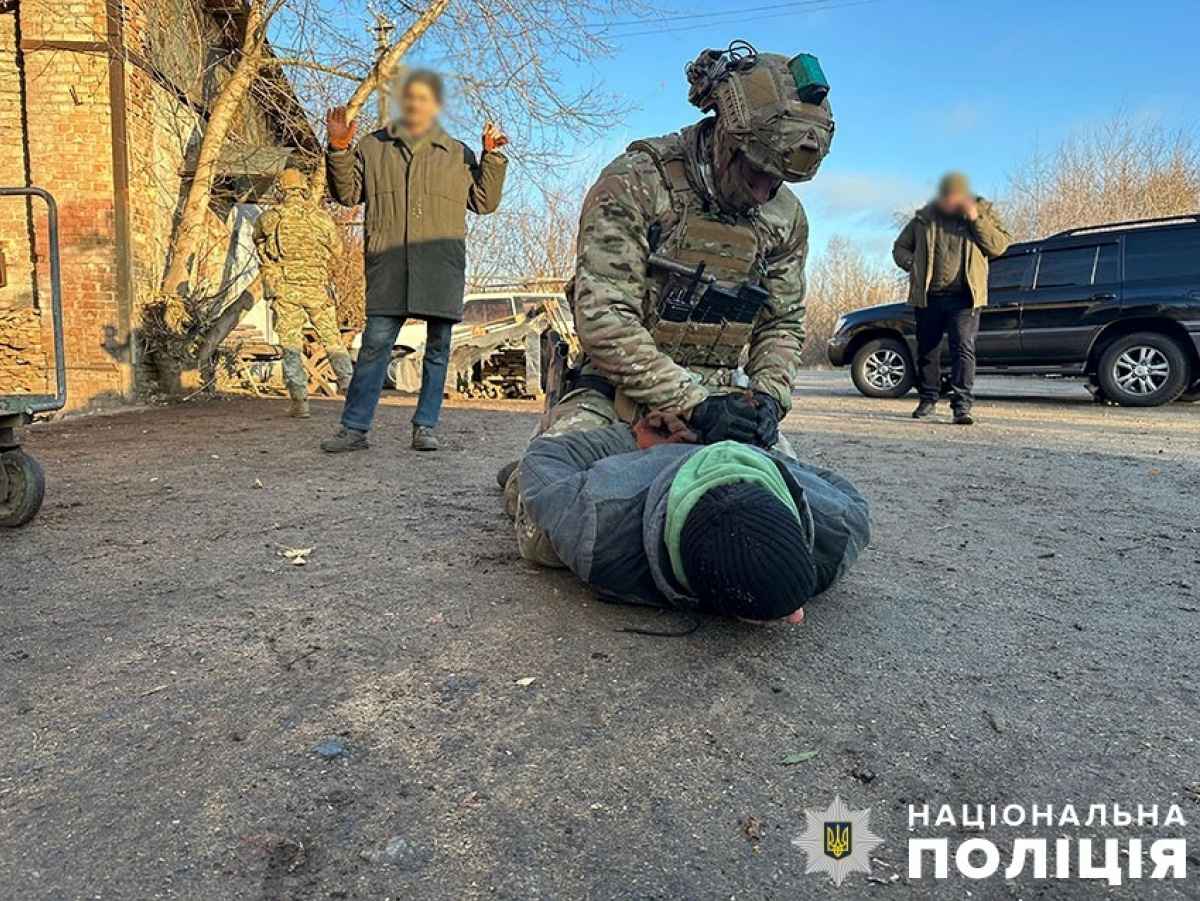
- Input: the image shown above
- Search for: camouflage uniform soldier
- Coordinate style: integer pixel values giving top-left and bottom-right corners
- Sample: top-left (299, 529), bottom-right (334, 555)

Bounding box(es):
top-left (506, 44), bottom-right (836, 563)
top-left (253, 168), bottom-right (354, 419)
top-left (542, 44), bottom-right (834, 446)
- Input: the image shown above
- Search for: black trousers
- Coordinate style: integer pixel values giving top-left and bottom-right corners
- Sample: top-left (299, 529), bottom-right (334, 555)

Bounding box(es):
top-left (914, 291), bottom-right (980, 408)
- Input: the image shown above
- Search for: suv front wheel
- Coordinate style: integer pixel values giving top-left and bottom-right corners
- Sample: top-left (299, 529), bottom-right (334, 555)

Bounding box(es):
top-left (1097, 332), bottom-right (1192, 407)
top-left (851, 337), bottom-right (915, 398)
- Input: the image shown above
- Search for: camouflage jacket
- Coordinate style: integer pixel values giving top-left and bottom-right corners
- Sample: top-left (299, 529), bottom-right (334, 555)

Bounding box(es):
top-left (253, 194), bottom-right (343, 293)
top-left (574, 120), bottom-right (809, 413)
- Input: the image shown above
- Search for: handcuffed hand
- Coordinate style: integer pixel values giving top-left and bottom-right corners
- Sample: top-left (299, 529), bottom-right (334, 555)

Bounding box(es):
top-left (326, 106), bottom-right (356, 151)
top-left (482, 120), bottom-right (509, 154)
top-left (632, 411), bottom-right (699, 449)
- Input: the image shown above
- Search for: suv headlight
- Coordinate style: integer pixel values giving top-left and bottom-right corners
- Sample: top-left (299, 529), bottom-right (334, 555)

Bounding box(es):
top-left (832, 315), bottom-right (848, 335)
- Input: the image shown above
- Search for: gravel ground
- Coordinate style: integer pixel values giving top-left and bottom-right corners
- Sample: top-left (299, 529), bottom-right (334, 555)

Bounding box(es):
top-left (2, 372), bottom-right (1198, 900)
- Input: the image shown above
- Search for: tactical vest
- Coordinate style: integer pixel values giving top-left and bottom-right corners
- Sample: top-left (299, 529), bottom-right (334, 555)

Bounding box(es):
top-left (266, 202), bottom-right (332, 287)
top-left (629, 135), bottom-right (769, 374)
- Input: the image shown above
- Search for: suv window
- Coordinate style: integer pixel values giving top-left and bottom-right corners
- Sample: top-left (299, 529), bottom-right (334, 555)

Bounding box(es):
top-left (1033, 244), bottom-right (1117, 289)
top-left (1124, 227), bottom-right (1200, 281)
top-left (988, 254), bottom-right (1033, 293)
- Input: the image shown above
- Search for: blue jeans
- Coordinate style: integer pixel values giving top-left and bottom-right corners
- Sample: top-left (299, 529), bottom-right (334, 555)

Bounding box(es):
top-left (341, 315), bottom-right (454, 432)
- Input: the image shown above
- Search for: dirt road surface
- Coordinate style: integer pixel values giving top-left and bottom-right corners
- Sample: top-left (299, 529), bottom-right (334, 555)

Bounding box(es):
top-left (3, 373), bottom-right (1198, 900)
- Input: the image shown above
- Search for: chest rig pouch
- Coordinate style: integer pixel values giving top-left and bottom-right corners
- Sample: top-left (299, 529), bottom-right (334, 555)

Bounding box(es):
top-left (629, 137), bottom-right (768, 372)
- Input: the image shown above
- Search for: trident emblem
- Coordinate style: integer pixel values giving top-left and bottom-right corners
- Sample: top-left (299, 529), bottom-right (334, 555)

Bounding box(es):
top-left (824, 821), bottom-right (852, 860)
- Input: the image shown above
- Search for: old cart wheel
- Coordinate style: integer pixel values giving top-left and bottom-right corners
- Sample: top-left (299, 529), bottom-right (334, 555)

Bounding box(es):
top-left (0, 449), bottom-right (46, 528)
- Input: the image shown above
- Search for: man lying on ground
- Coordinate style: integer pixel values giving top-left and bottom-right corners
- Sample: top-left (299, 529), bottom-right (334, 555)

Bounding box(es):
top-left (508, 412), bottom-right (870, 624)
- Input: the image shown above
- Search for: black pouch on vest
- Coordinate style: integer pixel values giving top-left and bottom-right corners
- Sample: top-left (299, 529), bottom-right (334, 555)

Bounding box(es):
top-left (655, 261), bottom-right (710, 323)
top-left (689, 282), bottom-right (769, 325)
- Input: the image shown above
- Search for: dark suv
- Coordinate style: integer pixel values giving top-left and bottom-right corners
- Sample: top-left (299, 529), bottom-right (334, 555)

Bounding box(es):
top-left (827, 215), bottom-right (1200, 406)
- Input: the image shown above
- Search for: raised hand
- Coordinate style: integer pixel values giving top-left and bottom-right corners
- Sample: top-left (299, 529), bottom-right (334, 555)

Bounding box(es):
top-left (482, 120), bottom-right (509, 154)
top-left (326, 106), bottom-right (356, 151)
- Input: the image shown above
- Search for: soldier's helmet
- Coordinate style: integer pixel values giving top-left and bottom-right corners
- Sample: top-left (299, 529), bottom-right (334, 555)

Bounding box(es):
top-left (686, 42), bottom-right (834, 183)
top-left (277, 168), bottom-right (308, 193)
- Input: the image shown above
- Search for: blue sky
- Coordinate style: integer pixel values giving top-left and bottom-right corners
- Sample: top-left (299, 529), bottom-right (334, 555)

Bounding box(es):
top-left (554, 0), bottom-right (1200, 262)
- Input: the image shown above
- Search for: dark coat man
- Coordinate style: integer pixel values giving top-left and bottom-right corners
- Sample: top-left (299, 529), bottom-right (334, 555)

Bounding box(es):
top-left (321, 70), bottom-right (508, 454)
top-left (326, 122), bottom-right (507, 321)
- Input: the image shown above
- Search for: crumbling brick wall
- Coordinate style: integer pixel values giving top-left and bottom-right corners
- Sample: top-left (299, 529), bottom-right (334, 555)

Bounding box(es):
top-left (0, 0), bottom-right (124, 406)
top-left (0, 308), bottom-right (49, 395)
top-left (1, 0), bottom-right (309, 407)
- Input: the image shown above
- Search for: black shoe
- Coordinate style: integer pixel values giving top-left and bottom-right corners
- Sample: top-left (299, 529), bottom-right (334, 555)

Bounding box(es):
top-left (912, 401), bottom-right (936, 419)
top-left (496, 460), bottom-right (518, 489)
top-left (321, 427), bottom-right (369, 453)
top-left (953, 410), bottom-right (975, 426)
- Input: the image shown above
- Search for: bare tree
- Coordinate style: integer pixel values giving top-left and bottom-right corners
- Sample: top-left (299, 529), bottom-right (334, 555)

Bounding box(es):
top-left (467, 180), bottom-right (584, 291)
top-left (1005, 116), bottom-right (1200, 241)
top-left (801, 236), bottom-right (899, 366)
top-left (159, 0), bottom-right (447, 324)
top-left (148, 0), bottom-right (655, 394)
top-left (328, 207), bottom-right (367, 332)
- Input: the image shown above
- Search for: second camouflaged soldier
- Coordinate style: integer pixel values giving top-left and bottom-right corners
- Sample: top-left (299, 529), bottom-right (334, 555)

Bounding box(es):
top-left (540, 43), bottom-right (834, 447)
top-left (253, 168), bottom-right (354, 419)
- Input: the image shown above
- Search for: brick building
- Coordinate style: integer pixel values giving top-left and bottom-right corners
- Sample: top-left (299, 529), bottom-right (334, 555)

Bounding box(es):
top-left (0, 0), bottom-right (317, 408)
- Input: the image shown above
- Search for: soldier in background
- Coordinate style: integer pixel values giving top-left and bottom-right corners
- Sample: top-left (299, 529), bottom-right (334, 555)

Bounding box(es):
top-left (253, 168), bottom-right (354, 419)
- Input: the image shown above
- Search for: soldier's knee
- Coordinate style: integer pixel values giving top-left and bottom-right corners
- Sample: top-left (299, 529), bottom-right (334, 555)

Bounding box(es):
top-left (773, 432), bottom-right (798, 461)
top-left (515, 504), bottom-right (564, 568)
top-left (538, 388), bottom-right (618, 438)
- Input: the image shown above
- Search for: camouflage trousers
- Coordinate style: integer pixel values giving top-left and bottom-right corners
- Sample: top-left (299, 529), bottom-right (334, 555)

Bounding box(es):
top-left (273, 290), bottom-right (342, 351)
top-left (507, 387), bottom-right (795, 567)
top-left (272, 290), bottom-right (353, 399)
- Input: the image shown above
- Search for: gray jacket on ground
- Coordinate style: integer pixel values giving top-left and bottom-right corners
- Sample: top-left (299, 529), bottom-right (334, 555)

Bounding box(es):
top-left (517, 425), bottom-right (871, 610)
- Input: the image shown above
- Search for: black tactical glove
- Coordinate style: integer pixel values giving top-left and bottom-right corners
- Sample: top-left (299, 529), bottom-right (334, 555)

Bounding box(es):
top-left (752, 391), bottom-right (781, 449)
top-left (688, 393), bottom-right (760, 445)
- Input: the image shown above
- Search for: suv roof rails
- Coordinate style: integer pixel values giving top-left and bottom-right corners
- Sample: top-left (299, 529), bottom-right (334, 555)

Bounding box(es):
top-left (1048, 213), bottom-right (1200, 240)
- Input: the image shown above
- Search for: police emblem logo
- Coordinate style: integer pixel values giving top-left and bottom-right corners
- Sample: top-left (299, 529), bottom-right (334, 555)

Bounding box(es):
top-left (824, 821), bottom-right (852, 860)
top-left (793, 796), bottom-right (883, 886)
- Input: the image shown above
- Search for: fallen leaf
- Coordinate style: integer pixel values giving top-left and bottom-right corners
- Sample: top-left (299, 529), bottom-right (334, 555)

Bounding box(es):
top-left (282, 547), bottom-right (314, 559)
top-left (252, 478), bottom-right (264, 489)
top-left (291, 557), bottom-right (307, 566)
top-left (744, 816), bottom-right (761, 840)
top-left (781, 751), bottom-right (818, 765)
top-left (514, 677), bottom-right (536, 687)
